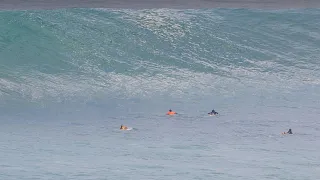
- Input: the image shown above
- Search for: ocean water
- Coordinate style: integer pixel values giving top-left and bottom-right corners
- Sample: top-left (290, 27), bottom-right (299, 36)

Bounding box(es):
top-left (0, 8), bottom-right (320, 180)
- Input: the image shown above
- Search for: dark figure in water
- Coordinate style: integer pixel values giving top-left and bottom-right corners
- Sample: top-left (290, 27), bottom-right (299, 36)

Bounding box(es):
top-left (208, 109), bottom-right (218, 115)
top-left (283, 128), bottom-right (292, 134)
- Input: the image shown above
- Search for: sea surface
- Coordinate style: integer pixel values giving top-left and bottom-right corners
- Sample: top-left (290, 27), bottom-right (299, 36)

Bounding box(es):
top-left (0, 5), bottom-right (320, 180)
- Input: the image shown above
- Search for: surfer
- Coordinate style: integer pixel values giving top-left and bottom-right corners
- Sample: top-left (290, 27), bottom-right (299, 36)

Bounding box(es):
top-left (282, 129), bottom-right (292, 134)
top-left (208, 109), bottom-right (218, 115)
top-left (120, 125), bottom-right (128, 130)
top-left (166, 109), bottom-right (177, 115)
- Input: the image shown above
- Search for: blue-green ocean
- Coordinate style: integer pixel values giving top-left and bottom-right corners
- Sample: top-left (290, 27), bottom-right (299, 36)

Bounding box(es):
top-left (0, 8), bottom-right (320, 180)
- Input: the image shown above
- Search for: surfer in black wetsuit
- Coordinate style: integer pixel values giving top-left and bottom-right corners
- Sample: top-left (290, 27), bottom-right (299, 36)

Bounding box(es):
top-left (208, 109), bottom-right (218, 115)
top-left (282, 128), bottom-right (292, 134)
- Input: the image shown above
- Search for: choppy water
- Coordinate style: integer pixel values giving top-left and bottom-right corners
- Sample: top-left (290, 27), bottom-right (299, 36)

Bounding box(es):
top-left (0, 8), bottom-right (320, 180)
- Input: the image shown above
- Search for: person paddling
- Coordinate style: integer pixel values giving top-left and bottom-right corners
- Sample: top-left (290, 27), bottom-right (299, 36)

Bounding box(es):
top-left (166, 109), bottom-right (177, 115)
top-left (120, 125), bottom-right (128, 130)
top-left (208, 109), bottom-right (218, 115)
top-left (282, 128), bottom-right (292, 134)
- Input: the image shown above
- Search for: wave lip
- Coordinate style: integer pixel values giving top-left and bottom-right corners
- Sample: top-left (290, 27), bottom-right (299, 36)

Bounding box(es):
top-left (1, 0), bottom-right (320, 10)
top-left (0, 9), bottom-right (320, 103)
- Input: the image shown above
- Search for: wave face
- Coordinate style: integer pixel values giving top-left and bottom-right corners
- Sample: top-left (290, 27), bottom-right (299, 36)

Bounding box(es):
top-left (1, 9), bottom-right (320, 180)
top-left (0, 9), bottom-right (320, 109)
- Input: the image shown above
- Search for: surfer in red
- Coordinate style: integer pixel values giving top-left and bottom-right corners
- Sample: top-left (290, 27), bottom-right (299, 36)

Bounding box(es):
top-left (166, 109), bottom-right (177, 115)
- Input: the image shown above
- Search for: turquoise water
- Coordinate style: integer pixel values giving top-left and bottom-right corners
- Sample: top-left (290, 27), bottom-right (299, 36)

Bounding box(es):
top-left (0, 8), bottom-right (320, 179)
